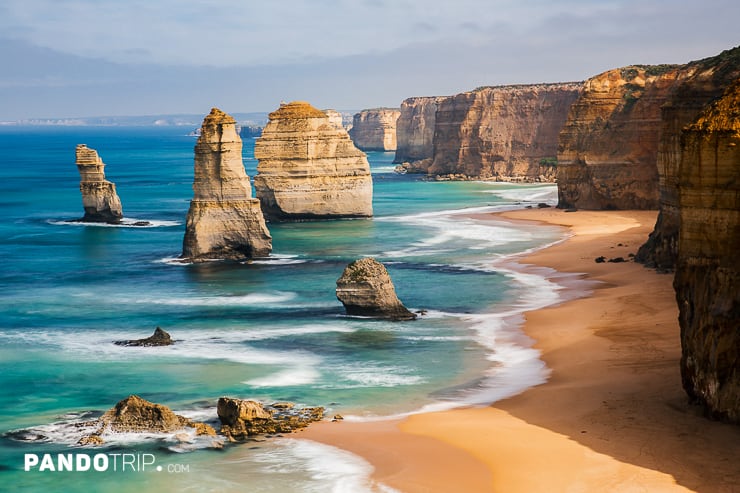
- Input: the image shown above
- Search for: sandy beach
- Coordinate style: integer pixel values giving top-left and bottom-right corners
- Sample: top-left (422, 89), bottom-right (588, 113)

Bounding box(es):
top-left (303, 209), bottom-right (740, 492)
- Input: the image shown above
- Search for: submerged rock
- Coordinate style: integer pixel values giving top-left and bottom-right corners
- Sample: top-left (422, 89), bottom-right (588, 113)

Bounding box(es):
top-left (182, 108), bottom-right (272, 261)
top-left (114, 327), bottom-right (174, 347)
top-left (75, 144), bottom-right (123, 223)
top-left (217, 398), bottom-right (324, 440)
top-left (335, 257), bottom-right (416, 320)
top-left (253, 101), bottom-right (373, 220)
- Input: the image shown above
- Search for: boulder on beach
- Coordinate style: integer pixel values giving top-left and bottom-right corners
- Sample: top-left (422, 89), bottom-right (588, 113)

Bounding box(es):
top-left (217, 397), bottom-right (324, 440)
top-left (335, 257), bottom-right (417, 320)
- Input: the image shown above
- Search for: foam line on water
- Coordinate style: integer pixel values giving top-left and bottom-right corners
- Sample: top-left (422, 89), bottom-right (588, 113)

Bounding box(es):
top-left (48, 218), bottom-right (181, 228)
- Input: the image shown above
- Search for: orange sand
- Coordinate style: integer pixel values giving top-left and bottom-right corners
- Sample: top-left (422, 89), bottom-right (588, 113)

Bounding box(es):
top-left (303, 209), bottom-right (740, 493)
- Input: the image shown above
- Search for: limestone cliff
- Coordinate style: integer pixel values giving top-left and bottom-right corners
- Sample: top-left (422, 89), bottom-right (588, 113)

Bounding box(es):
top-left (637, 47), bottom-right (740, 270)
top-left (557, 66), bottom-right (680, 209)
top-left (75, 144), bottom-right (123, 223)
top-left (393, 96), bottom-right (446, 170)
top-left (674, 81), bottom-right (740, 422)
top-left (253, 101), bottom-right (373, 220)
top-left (182, 108), bottom-right (272, 261)
top-left (429, 83), bottom-right (582, 180)
top-left (349, 108), bottom-right (401, 151)
top-left (323, 109), bottom-right (345, 130)
top-left (336, 258), bottom-right (416, 320)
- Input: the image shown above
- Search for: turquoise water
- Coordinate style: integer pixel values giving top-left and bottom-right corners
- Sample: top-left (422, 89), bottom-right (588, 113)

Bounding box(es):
top-left (0, 126), bottom-right (565, 492)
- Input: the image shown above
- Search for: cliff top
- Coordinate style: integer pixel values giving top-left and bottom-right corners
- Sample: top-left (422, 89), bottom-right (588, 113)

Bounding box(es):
top-left (202, 107), bottom-right (236, 125)
top-left (269, 101), bottom-right (327, 120)
top-left (356, 107), bottom-right (400, 113)
top-left (689, 80), bottom-right (740, 134)
top-left (473, 81), bottom-right (584, 92)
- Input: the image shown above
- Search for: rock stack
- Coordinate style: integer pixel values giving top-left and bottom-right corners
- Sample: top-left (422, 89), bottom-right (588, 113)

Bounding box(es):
top-left (182, 108), bottom-right (272, 261)
top-left (349, 108), bottom-right (401, 151)
top-left (75, 144), bottom-right (123, 223)
top-left (254, 101), bottom-right (373, 220)
top-left (336, 257), bottom-right (416, 320)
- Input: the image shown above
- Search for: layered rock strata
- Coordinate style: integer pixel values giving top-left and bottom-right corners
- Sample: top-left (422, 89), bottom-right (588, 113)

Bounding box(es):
top-left (674, 81), bottom-right (740, 422)
top-left (557, 66), bottom-right (680, 209)
top-left (336, 257), bottom-right (416, 320)
top-left (182, 108), bottom-right (272, 261)
top-left (349, 108), bottom-right (401, 151)
top-left (253, 101), bottom-right (373, 220)
top-left (429, 83), bottom-right (582, 180)
top-left (75, 144), bottom-right (123, 223)
top-left (217, 397), bottom-right (324, 440)
top-left (394, 96), bottom-right (446, 171)
top-left (637, 47), bottom-right (740, 270)
top-left (323, 109), bottom-right (345, 130)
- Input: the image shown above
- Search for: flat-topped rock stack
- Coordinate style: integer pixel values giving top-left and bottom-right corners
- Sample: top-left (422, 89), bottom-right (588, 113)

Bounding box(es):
top-left (182, 108), bottom-right (272, 261)
top-left (75, 144), bottom-right (123, 223)
top-left (254, 101), bottom-right (373, 221)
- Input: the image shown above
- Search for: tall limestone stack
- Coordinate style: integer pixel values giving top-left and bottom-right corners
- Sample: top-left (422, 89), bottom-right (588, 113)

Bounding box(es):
top-left (75, 144), bottom-right (123, 223)
top-left (254, 101), bottom-right (373, 220)
top-left (349, 108), bottom-right (401, 151)
top-left (557, 66), bottom-right (679, 209)
top-left (674, 81), bottom-right (740, 422)
top-left (637, 46), bottom-right (740, 270)
top-left (429, 83), bottom-right (582, 180)
top-left (393, 96), bottom-right (446, 171)
top-left (182, 108), bottom-right (272, 261)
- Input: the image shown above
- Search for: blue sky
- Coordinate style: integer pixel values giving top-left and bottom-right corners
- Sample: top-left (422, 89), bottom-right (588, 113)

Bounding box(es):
top-left (1, 0), bottom-right (738, 119)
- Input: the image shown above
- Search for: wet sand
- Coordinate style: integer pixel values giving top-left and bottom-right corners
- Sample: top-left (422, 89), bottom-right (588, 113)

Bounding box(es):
top-left (303, 209), bottom-right (740, 493)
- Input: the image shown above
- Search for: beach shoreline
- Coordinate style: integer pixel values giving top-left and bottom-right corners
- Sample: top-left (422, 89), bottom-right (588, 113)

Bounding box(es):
top-left (302, 208), bottom-right (740, 493)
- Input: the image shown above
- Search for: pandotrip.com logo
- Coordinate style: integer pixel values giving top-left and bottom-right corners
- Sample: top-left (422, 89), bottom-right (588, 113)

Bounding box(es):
top-left (24, 453), bottom-right (190, 473)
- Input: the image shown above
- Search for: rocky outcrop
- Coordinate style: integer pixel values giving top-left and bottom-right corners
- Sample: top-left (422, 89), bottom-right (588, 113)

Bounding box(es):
top-left (253, 101), bottom-right (373, 220)
top-left (323, 109), bottom-right (345, 130)
top-left (673, 81), bottom-right (740, 422)
top-left (349, 108), bottom-right (401, 151)
top-left (217, 398), bottom-right (324, 440)
top-left (637, 47), bottom-right (740, 270)
top-left (429, 83), bottom-right (582, 180)
top-left (75, 144), bottom-right (123, 223)
top-left (78, 395), bottom-right (216, 445)
top-left (114, 327), bottom-right (173, 347)
top-left (336, 257), bottom-right (416, 320)
top-left (394, 96), bottom-right (446, 171)
top-left (557, 66), bottom-right (680, 209)
top-left (182, 108), bottom-right (272, 261)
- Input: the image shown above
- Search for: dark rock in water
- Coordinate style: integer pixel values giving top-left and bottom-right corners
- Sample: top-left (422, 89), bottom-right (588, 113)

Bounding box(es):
top-left (114, 327), bottom-right (173, 347)
top-left (217, 397), bottom-right (324, 441)
top-left (608, 257), bottom-right (626, 263)
top-left (537, 203), bottom-right (551, 208)
top-left (336, 257), bottom-right (417, 321)
top-left (595, 256), bottom-right (606, 263)
top-left (130, 221), bottom-right (152, 227)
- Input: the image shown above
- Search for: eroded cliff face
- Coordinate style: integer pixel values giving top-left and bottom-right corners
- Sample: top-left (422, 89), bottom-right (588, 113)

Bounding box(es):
top-left (394, 96), bottom-right (446, 170)
top-left (349, 108), bottom-right (400, 151)
top-left (429, 83), bottom-right (582, 180)
top-left (254, 101), bottom-right (373, 220)
top-left (637, 47), bottom-right (740, 270)
top-left (557, 66), bottom-right (680, 209)
top-left (75, 144), bottom-right (123, 223)
top-left (674, 81), bottom-right (740, 422)
top-left (182, 108), bottom-right (272, 261)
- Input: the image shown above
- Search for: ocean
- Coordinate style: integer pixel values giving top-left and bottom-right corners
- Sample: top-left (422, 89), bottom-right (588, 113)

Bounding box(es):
top-left (0, 126), bottom-right (569, 492)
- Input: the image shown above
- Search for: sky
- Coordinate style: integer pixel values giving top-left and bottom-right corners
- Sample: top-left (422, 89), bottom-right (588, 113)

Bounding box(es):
top-left (0, 0), bottom-right (738, 120)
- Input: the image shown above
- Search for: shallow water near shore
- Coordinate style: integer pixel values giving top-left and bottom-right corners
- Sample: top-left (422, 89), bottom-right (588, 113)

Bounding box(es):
top-left (0, 126), bottom-right (567, 491)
